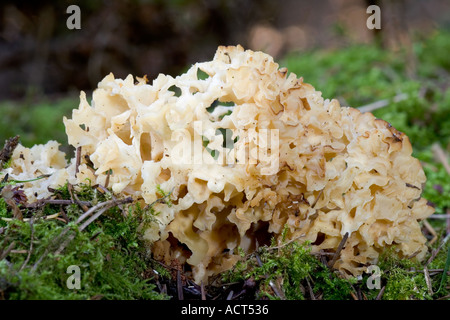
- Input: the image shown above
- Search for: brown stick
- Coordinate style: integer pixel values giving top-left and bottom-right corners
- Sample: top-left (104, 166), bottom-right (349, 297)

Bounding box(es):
top-left (32, 228), bottom-right (70, 271)
top-left (0, 241), bottom-right (16, 260)
top-left (432, 143), bottom-right (450, 175)
top-left (26, 198), bottom-right (91, 209)
top-left (76, 197), bottom-right (132, 226)
top-left (68, 183), bottom-right (89, 212)
top-left (447, 209), bottom-right (450, 236)
top-left (425, 233), bottom-right (450, 267)
top-left (424, 267), bottom-right (433, 296)
top-left (201, 281), bottom-right (206, 300)
top-left (423, 219), bottom-right (438, 246)
top-left (427, 214), bottom-right (450, 219)
top-left (75, 146), bottom-right (82, 175)
top-left (375, 286), bottom-right (386, 300)
top-left (254, 246), bottom-right (286, 300)
top-left (54, 197), bottom-right (133, 255)
top-left (306, 277), bottom-right (315, 300)
top-left (328, 232), bottom-right (349, 269)
top-left (19, 217), bottom-right (35, 271)
top-left (311, 189), bottom-right (323, 209)
top-left (358, 93), bottom-right (408, 113)
top-left (104, 169), bottom-right (111, 189)
top-left (97, 184), bottom-right (125, 216)
top-left (177, 270), bottom-right (184, 300)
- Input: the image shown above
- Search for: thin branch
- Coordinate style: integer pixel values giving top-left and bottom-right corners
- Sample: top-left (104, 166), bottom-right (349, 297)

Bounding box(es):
top-left (311, 189), bottom-right (323, 209)
top-left (254, 247), bottom-right (286, 300)
top-left (328, 232), bottom-right (349, 269)
top-left (269, 279), bottom-right (286, 300)
top-left (75, 146), bottom-right (82, 175)
top-left (350, 291), bottom-right (358, 300)
top-left (97, 184), bottom-right (125, 215)
top-left (358, 93), bottom-right (408, 114)
top-left (407, 249), bottom-right (421, 260)
top-left (26, 198), bottom-right (91, 209)
top-left (305, 277), bottom-right (315, 300)
top-left (423, 219), bottom-right (438, 246)
top-left (75, 197), bottom-right (132, 225)
top-left (78, 205), bottom-right (111, 231)
top-left (32, 227), bottom-right (71, 272)
top-left (0, 241), bottom-right (16, 260)
top-left (35, 197), bottom-right (132, 266)
top-left (53, 232), bottom-right (77, 256)
top-left (268, 233), bottom-right (306, 251)
top-left (427, 214), bottom-right (450, 219)
top-left (54, 197), bottom-right (133, 255)
top-left (375, 286), bottom-right (386, 300)
top-left (1, 212), bottom-right (61, 222)
top-left (425, 233), bottom-right (450, 267)
top-left (432, 143), bottom-right (450, 176)
top-left (407, 268), bottom-right (450, 275)
top-left (177, 270), bottom-right (184, 300)
top-left (201, 281), bottom-right (206, 300)
top-left (19, 217), bottom-right (35, 271)
top-left (144, 187), bottom-right (174, 210)
top-left (68, 183), bottom-right (89, 212)
top-left (104, 169), bottom-right (111, 189)
top-left (447, 209), bottom-right (450, 236)
top-left (423, 267), bottom-right (433, 296)
top-left (10, 250), bottom-right (27, 254)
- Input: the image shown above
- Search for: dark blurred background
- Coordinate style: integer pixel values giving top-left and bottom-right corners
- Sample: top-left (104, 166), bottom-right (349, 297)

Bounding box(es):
top-left (0, 0), bottom-right (450, 150)
top-left (1, 0), bottom-right (449, 100)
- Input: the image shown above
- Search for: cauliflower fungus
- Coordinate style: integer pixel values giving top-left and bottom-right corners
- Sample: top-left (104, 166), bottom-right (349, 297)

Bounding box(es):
top-left (3, 45), bottom-right (434, 283)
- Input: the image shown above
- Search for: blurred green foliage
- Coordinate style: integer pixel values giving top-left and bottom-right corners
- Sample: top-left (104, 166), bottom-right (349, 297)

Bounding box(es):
top-left (0, 97), bottom-right (78, 149)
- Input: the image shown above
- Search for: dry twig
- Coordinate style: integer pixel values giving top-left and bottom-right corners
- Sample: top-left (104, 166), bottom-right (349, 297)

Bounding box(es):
top-left (423, 219), bottom-right (438, 246)
top-left (19, 217), bottom-right (35, 272)
top-left (425, 233), bottom-right (450, 267)
top-left (201, 281), bottom-right (206, 300)
top-left (328, 232), bottom-right (349, 269)
top-left (0, 241), bottom-right (16, 261)
top-left (68, 183), bottom-right (89, 212)
top-left (423, 267), bottom-right (434, 296)
top-left (75, 146), bottom-right (82, 175)
top-left (432, 143), bottom-right (450, 175)
top-left (375, 286), bottom-right (386, 300)
top-left (177, 270), bottom-right (184, 300)
top-left (305, 277), bottom-right (315, 300)
top-left (26, 198), bottom-right (91, 209)
top-left (254, 245), bottom-right (286, 300)
top-left (358, 93), bottom-right (408, 114)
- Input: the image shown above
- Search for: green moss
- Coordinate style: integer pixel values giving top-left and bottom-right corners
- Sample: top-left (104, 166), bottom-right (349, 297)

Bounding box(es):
top-left (0, 183), bottom-right (169, 300)
top-left (0, 97), bottom-right (78, 149)
top-left (371, 244), bottom-right (450, 300)
top-left (0, 198), bottom-right (9, 227)
top-left (2, 158), bottom-right (12, 170)
top-left (223, 240), bottom-right (356, 300)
